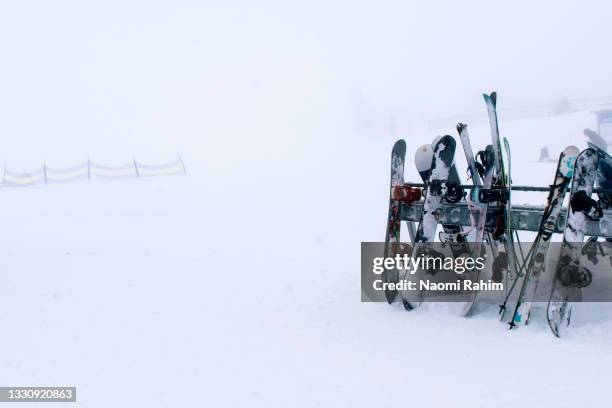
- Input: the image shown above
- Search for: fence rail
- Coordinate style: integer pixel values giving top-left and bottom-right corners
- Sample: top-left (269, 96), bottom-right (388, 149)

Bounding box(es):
top-left (2, 157), bottom-right (187, 188)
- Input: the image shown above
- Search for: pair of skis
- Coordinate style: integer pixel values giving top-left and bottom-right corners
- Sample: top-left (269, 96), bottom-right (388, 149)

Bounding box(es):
top-left (508, 146), bottom-right (579, 329)
top-left (457, 124), bottom-right (498, 316)
top-left (461, 92), bottom-right (516, 316)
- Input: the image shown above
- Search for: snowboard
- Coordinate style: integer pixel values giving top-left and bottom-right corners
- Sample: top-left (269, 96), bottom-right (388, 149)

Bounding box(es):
top-left (547, 148), bottom-right (599, 337)
top-left (383, 139), bottom-right (406, 303)
top-left (401, 135), bottom-right (456, 309)
top-left (587, 141), bottom-right (612, 238)
top-left (416, 141), bottom-right (468, 256)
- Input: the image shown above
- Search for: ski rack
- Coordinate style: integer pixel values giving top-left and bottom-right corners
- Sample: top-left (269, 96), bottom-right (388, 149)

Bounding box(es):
top-left (401, 201), bottom-right (611, 237)
top-left (402, 182), bottom-right (612, 194)
top-left (400, 183), bottom-right (612, 238)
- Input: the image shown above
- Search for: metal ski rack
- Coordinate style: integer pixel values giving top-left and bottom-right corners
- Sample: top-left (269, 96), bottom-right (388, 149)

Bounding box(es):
top-left (399, 182), bottom-right (612, 238)
top-left (402, 182), bottom-right (612, 195)
top-left (400, 200), bottom-right (612, 238)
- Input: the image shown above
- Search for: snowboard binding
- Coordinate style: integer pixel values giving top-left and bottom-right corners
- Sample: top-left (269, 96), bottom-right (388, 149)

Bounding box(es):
top-left (478, 187), bottom-right (510, 204)
top-left (571, 190), bottom-right (603, 221)
top-left (582, 236), bottom-right (605, 265)
top-left (557, 256), bottom-right (592, 288)
top-left (427, 180), bottom-right (465, 204)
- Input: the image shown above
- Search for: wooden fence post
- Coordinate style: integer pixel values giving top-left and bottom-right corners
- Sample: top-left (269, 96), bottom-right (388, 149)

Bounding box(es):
top-left (179, 156), bottom-right (187, 173)
top-left (134, 159), bottom-right (140, 177)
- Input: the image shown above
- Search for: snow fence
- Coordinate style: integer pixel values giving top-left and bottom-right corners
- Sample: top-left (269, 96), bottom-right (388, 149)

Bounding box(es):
top-left (2, 157), bottom-right (187, 188)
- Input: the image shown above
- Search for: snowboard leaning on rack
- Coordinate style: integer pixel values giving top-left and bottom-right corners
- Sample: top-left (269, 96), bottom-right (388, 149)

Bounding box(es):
top-left (509, 146), bottom-right (579, 328)
top-left (383, 139), bottom-right (406, 303)
top-left (588, 141), bottom-right (612, 238)
top-left (401, 135), bottom-right (457, 310)
top-left (416, 140), bottom-right (468, 256)
top-left (547, 148), bottom-right (599, 337)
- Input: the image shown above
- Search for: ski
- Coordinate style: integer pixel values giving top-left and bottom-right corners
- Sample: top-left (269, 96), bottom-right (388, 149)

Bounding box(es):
top-left (503, 137), bottom-right (513, 249)
top-left (383, 139), bottom-right (406, 303)
top-left (547, 148), bottom-right (600, 337)
top-left (483, 92), bottom-right (520, 318)
top-left (457, 124), bottom-right (499, 315)
top-left (457, 124), bottom-right (495, 243)
top-left (509, 146), bottom-right (579, 328)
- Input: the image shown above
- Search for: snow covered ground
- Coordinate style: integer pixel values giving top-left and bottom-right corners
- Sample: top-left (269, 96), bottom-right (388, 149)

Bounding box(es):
top-left (1, 110), bottom-right (612, 407)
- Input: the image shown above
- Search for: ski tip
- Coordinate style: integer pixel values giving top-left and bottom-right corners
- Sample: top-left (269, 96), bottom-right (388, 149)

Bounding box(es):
top-left (503, 137), bottom-right (510, 150)
top-left (385, 290), bottom-right (397, 304)
top-left (402, 298), bottom-right (415, 311)
top-left (548, 321), bottom-right (561, 338)
top-left (483, 91), bottom-right (497, 107)
top-left (457, 123), bottom-right (467, 133)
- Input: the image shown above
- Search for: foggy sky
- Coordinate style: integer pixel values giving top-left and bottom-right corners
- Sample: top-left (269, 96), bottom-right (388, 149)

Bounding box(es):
top-left (0, 1), bottom-right (610, 166)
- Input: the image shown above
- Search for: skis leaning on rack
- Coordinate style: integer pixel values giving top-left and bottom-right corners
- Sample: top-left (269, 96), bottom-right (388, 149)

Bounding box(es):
top-left (457, 124), bottom-right (497, 316)
top-left (508, 146), bottom-right (579, 329)
top-left (480, 92), bottom-right (518, 317)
